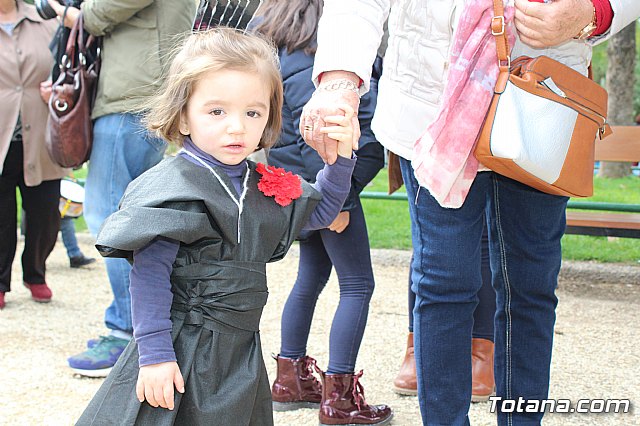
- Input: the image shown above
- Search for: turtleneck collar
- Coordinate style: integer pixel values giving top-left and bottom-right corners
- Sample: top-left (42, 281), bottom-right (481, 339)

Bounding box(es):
top-left (182, 136), bottom-right (247, 180)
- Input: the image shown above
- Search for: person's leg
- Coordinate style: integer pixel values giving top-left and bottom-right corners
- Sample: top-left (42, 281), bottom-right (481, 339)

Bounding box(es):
top-left (60, 217), bottom-right (82, 259)
top-left (401, 156), bottom-right (488, 425)
top-left (473, 222), bottom-right (495, 341)
top-left (471, 220), bottom-right (497, 402)
top-left (317, 201), bottom-right (392, 425)
top-left (61, 217), bottom-right (95, 267)
top-left (272, 231), bottom-right (330, 410)
top-left (489, 174), bottom-right (566, 425)
top-left (69, 113), bottom-right (166, 375)
top-left (407, 265), bottom-right (415, 332)
top-left (392, 264), bottom-right (417, 395)
top-left (393, 161), bottom-right (418, 395)
top-left (20, 179), bottom-right (61, 285)
top-left (83, 113), bottom-right (167, 333)
top-left (320, 201), bottom-right (375, 374)
top-left (0, 140), bottom-right (21, 295)
top-left (279, 231), bottom-right (332, 358)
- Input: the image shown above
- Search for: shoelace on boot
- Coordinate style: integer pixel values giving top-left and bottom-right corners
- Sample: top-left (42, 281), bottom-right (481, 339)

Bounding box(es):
top-left (352, 370), bottom-right (367, 411)
top-left (302, 356), bottom-right (321, 384)
top-left (310, 356), bottom-right (322, 376)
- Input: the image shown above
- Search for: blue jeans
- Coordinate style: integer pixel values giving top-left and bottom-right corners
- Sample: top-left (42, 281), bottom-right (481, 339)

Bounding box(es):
top-left (60, 217), bottom-right (82, 259)
top-left (84, 113), bottom-right (166, 333)
top-left (407, 223), bottom-right (495, 341)
top-left (399, 157), bottom-right (567, 425)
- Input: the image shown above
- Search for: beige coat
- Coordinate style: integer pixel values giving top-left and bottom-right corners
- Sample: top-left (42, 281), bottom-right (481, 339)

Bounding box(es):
top-left (0, 3), bottom-right (67, 187)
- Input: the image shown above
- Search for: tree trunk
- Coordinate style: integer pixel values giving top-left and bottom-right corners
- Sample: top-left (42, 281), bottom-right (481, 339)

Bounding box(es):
top-left (599, 23), bottom-right (637, 178)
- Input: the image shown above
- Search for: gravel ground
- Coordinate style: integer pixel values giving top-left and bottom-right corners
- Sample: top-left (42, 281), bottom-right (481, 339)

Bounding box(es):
top-left (1, 234), bottom-right (638, 426)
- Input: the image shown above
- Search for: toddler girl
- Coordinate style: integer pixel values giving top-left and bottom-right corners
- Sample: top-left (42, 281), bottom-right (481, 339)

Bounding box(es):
top-left (77, 28), bottom-right (356, 426)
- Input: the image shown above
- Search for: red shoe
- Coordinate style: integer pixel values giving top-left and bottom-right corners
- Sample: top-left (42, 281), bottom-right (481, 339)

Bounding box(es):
top-left (0, 292), bottom-right (5, 309)
top-left (24, 282), bottom-right (52, 303)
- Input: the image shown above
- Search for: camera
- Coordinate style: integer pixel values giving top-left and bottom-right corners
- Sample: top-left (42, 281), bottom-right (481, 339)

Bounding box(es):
top-left (35, 0), bottom-right (83, 21)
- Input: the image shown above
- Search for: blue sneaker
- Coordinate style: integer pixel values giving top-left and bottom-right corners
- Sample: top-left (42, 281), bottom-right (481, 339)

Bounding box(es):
top-left (68, 335), bottom-right (129, 377)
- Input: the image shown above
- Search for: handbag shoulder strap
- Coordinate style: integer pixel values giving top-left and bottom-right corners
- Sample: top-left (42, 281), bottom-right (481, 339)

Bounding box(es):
top-left (490, 0), bottom-right (511, 71)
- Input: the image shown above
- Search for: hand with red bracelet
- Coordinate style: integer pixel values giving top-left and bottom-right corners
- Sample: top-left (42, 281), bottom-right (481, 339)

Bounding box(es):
top-left (515, 0), bottom-right (612, 48)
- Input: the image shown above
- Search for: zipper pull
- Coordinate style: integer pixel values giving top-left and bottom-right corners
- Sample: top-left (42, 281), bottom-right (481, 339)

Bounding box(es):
top-left (540, 77), bottom-right (566, 98)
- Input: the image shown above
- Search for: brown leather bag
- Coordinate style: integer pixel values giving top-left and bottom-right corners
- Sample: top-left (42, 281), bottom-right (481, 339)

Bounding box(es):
top-left (473, 0), bottom-right (611, 197)
top-left (46, 14), bottom-right (100, 169)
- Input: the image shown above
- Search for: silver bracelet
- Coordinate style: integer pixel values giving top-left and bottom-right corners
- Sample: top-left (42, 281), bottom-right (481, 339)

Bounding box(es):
top-left (317, 78), bottom-right (361, 97)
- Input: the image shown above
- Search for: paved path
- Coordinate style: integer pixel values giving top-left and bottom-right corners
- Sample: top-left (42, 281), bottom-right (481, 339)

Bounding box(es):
top-left (1, 235), bottom-right (638, 425)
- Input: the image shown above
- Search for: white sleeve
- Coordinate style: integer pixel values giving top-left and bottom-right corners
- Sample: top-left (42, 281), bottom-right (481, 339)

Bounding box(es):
top-left (312, 0), bottom-right (390, 95)
top-left (587, 0), bottom-right (640, 46)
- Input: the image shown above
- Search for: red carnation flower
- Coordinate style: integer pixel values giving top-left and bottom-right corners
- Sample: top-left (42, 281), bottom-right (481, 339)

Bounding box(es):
top-left (256, 163), bottom-right (303, 207)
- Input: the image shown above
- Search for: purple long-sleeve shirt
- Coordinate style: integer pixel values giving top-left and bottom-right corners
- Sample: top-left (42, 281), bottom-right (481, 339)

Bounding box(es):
top-left (131, 140), bottom-right (355, 366)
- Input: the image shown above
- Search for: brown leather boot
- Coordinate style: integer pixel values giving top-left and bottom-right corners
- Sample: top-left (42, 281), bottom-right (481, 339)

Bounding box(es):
top-left (319, 370), bottom-right (393, 425)
top-left (471, 338), bottom-right (495, 402)
top-left (392, 332), bottom-right (417, 395)
top-left (271, 354), bottom-right (322, 411)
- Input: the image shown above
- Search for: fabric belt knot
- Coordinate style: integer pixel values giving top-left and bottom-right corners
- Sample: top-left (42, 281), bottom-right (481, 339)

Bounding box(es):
top-left (183, 296), bottom-right (206, 325)
top-left (171, 260), bottom-right (269, 331)
top-left (187, 296), bottom-right (205, 308)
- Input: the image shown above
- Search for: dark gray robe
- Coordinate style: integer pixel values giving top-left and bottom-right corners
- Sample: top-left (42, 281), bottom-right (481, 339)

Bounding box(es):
top-left (77, 156), bottom-right (321, 426)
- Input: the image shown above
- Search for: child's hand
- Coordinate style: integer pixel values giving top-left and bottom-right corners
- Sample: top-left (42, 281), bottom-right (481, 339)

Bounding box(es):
top-left (328, 211), bottom-right (350, 233)
top-left (320, 105), bottom-right (359, 159)
top-left (136, 361), bottom-right (185, 410)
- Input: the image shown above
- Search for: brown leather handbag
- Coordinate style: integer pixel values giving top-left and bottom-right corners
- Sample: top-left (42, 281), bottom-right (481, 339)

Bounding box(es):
top-left (46, 14), bottom-right (100, 169)
top-left (473, 0), bottom-right (611, 197)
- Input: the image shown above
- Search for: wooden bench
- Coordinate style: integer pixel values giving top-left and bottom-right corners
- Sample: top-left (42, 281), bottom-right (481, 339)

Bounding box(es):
top-left (565, 126), bottom-right (640, 239)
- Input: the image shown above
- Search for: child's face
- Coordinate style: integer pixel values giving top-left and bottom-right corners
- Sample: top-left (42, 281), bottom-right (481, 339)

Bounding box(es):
top-left (180, 69), bottom-right (270, 165)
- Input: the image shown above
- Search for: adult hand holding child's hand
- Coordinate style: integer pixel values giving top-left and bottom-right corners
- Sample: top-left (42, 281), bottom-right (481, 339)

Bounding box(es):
top-left (319, 104), bottom-right (357, 159)
top-left (300, 72), bottom-right (361, 164)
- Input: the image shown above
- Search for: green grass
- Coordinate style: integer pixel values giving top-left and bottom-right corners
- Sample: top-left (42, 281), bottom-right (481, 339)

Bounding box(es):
top-left (361, 169), bottom-right (412, 250)
top-left (17, 165), bottom-right (640, 263)
top-left (362, 169), bottom-right (640, 264)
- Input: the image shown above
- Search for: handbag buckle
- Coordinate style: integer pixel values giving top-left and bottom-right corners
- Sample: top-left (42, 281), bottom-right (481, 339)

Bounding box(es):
top-left (491, 16), bottom-right (505, 36)
top-left (498, 56), bottom-right (511, 69)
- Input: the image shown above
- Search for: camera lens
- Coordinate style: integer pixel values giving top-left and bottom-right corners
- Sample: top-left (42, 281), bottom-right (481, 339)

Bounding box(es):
top-left (35, 0), bottom-right (60, 20)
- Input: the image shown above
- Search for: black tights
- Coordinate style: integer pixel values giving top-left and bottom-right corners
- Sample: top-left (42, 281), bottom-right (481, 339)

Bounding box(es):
top-left (279, 200), bottom-right (374, 374)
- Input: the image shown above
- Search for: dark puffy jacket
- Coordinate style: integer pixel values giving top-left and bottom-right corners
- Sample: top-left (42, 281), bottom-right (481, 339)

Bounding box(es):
top-left (268, 46), bottom-right (385, 212)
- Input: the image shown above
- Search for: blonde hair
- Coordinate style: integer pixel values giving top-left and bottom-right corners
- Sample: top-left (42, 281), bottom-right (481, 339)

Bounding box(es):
top-left (144, 27), bottom-right (283, 149)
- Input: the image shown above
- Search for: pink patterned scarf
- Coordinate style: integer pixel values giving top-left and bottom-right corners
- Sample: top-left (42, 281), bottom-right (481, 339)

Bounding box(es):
top-left (412, 0), bottom-right (515, 208)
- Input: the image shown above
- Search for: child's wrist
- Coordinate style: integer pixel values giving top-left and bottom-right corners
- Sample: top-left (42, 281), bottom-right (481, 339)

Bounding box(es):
top-left (337, 149), bottom-right (354, 160)
top-left (337, 144), bottom-right (353, 159)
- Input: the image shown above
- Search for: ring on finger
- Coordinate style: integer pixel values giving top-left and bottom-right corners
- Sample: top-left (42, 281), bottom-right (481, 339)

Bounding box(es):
top-left (304, 124), bottom-right (313, 132)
